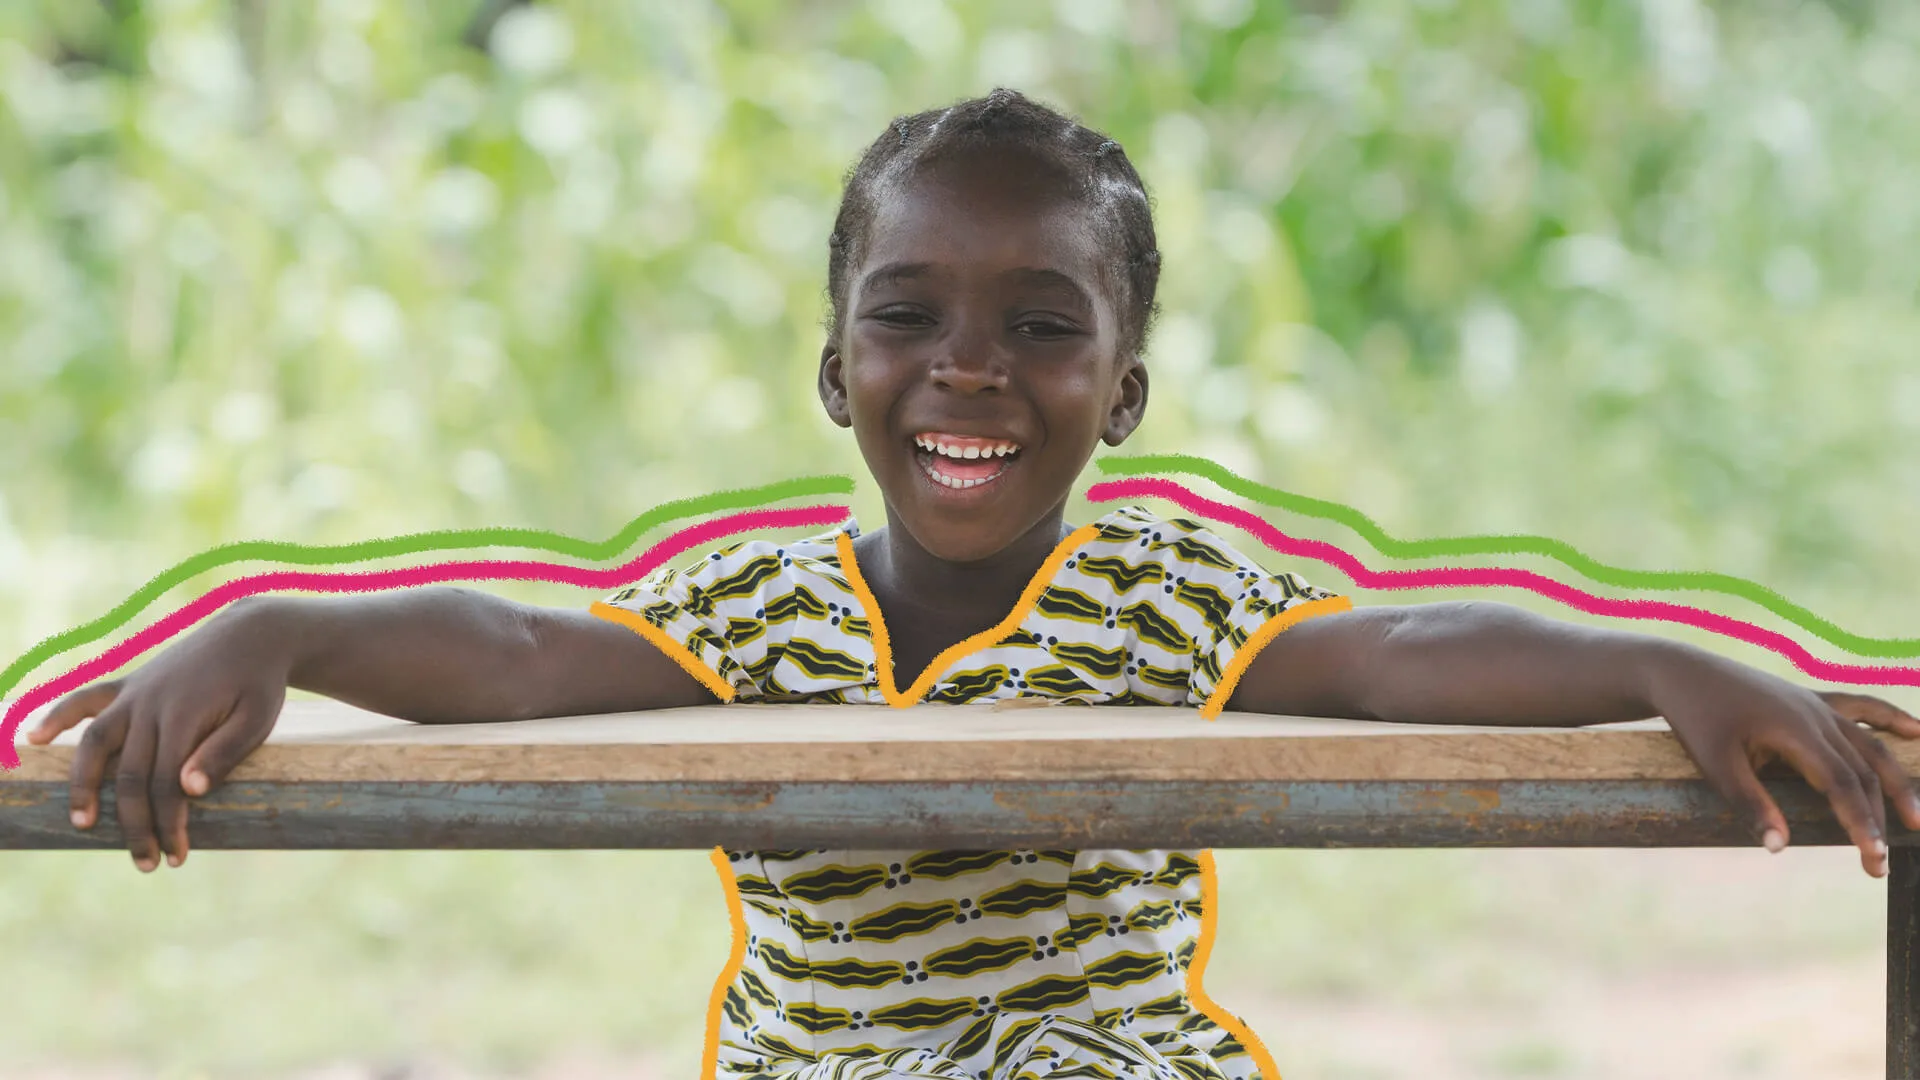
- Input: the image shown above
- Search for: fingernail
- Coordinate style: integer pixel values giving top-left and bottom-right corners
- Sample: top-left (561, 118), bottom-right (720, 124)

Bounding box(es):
top-left (135, 857), bottom-right (156, 873)
top-left (1877, 839), bottom-right (1891, 858)
top-left (166, 852), bottom-right (182, 868)
top-left (70, 809), bottom-right (87, 828)
top-left (1763, 829), bottom-right (1786, 853)
top-left (184, 771), bottom-right (207, 796)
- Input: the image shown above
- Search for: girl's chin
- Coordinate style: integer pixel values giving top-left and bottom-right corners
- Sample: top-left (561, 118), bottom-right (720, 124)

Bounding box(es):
top-left (897, 497), bottom-right (1021, 547)
top-left (890, 488), bottom-right (1070, 565)
top-left (869, 452), bottom-right (1075, 557)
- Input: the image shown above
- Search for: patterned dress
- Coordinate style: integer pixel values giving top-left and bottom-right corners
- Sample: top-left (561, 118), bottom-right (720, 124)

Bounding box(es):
top-left (591, 505), bottom-right (1350, 1080)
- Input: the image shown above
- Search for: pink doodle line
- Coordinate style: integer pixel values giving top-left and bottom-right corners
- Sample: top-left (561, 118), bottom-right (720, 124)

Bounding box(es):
top-left (1086, 477), bottom-right (1920, 689)
top-left (11, 478), bottom-right (1913, 771)
top-left (0, 505), bottom-right (851, 769)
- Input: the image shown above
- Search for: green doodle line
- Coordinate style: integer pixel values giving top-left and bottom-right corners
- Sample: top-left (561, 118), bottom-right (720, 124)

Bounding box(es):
top-left (14, 451), bottom-right (1909, 704)
top-left (1094, 452), bottom-right (1920, 658)
top-left (0, 475), bottom-right (857, 702)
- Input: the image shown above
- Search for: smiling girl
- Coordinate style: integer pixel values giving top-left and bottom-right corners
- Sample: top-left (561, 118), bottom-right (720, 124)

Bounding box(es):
top-left (29, 89), bottom-right (1920, 1080)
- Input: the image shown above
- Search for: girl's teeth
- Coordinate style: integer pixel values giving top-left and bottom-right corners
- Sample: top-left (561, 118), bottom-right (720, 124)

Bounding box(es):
top-left (914, 438), bottom-right (1019, 458)
top-left (929, 471), bottom-right (989, 489)
top-left (917, 450), bottom-right (1013, 489)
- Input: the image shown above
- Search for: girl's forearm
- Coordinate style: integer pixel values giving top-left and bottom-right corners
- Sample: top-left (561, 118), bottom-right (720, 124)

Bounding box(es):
top-left (1355, 601), bottom-right (1688, 727)
top-left (235, 587), bottom-right (546, 723)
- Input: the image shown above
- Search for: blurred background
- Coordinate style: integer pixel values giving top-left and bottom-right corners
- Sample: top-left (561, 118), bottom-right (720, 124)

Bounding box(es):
top-left (4, 0), bottom-right (1918, 1077)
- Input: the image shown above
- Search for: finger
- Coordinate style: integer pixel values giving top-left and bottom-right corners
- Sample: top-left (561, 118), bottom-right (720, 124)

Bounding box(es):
top-left (1820, 691), bottom-right (1920, 739)
top-left (1819, 719), bottom-right (1887, 851)
top-left (30, 681), bottom-right (123, 745)
top-left (113, 708), bottom-right (163, 873)
top-left (1767, 725), bottom-right (1885, 876)
top-left (152, 700), bottom-right (228, 870)
top-left (68, 702), bottom-right (132, 830)
top-left (1838, 719), bottom-right (1920, 832)
top-left (180, 685), bottom-right (285, 799)
top-left (1704, 743), bottom-right (1790, 852)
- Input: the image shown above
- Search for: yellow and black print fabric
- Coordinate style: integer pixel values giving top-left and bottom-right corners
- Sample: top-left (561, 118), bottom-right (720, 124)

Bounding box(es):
top-left (591, 505), bottom-right (1347, 1080)
top-left (593, 504), bottom-right (1340, 715)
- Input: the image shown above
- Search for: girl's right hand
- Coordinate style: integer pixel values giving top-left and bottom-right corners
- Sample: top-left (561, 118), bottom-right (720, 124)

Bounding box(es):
top-left (24, 599), bottom-right (293, 872)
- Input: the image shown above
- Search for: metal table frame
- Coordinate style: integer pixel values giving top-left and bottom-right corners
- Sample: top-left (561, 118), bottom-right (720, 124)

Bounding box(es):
top-left (6, 701), bottom-right (1916, 1076)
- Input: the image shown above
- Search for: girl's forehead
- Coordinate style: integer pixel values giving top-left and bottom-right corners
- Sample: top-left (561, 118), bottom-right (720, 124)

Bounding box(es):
top-left (859, 163), bottom-right (1109, 291)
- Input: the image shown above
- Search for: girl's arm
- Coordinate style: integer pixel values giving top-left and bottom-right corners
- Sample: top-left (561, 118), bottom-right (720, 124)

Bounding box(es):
top-left (272, 588), bottom-right (717, 723)
top-left (1226, 600), bottom-right (1920, 876)
top-left (29, 587), bottom-right (716, 873)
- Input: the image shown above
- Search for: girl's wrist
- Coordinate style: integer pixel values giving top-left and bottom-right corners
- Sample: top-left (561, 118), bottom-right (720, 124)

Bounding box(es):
top-left (1636, 636), bottom-right (1724, 721)
top-left (218, 595), bottom-right (311, 684)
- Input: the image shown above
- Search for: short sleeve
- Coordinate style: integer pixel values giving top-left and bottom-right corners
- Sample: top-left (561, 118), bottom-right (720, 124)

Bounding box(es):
top-left (1051, 507), bottom-right (1350, 716)
top-left (1098, 512), bottom-right (1351, 717)
top-left (1186, 557), bottom-right (1350, 716)
top-left (589, 544), bottom-right (773, 703)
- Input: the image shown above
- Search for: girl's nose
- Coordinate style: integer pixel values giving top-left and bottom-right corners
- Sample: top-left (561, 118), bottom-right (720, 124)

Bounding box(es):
top-left (929, 324), bottom-right (1009, 393)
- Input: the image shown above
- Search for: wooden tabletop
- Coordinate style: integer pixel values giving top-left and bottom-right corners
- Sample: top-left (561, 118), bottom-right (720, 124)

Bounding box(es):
top-left (4, 697), bottom-right (1720, 783)
top-left (4, 698), bottom-right (1900, 850)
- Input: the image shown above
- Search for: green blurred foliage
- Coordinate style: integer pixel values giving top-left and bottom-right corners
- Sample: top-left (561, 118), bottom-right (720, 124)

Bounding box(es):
top-left (4, 0), bottom-right (1919, 669)
top-left (3, 4), bottom-right (1918, 1074)
top-left (0, 846), bottom-right (1886, 1076)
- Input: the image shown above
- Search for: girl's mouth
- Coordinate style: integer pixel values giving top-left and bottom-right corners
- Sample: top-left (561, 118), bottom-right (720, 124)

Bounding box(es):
top-left (912, 433), bottom-right (1023, 492)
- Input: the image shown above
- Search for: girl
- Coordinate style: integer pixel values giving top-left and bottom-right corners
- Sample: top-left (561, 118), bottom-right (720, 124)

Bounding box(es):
top-left (29, 90), bottom-right (1920, 1080)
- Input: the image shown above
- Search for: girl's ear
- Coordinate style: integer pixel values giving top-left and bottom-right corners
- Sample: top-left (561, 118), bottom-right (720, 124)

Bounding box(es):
top-left (818, 343), bottom-right (853, 428)
top-left (1102, 356), bottom-right (1149, 445)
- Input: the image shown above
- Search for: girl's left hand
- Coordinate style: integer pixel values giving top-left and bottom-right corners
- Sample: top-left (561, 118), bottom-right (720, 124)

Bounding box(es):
top-left (1653, 651), bottom-right (1920, 877)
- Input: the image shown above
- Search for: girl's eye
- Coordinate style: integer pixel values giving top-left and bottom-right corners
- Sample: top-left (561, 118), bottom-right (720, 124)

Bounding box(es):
top-left (871, 309), bottom-right (934, 329)
top-left (1016, 320), bottom-right (1078, 341)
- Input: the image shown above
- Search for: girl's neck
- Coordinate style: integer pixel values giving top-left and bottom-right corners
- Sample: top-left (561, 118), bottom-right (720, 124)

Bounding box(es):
top-left (863, 505), bottom-right (1075, 618)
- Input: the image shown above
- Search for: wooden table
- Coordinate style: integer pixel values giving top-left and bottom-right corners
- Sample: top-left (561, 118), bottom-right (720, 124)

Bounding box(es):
top-left (8, 698), bottom-right (1920, 1074)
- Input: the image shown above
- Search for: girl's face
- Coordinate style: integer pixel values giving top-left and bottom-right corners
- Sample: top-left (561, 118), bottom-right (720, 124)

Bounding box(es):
top-left (819, 151), bottom-right (1148, 565)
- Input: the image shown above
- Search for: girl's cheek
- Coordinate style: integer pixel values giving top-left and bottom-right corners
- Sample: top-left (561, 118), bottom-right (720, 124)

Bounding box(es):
top-left (845, 337), bottom-right (906, 377)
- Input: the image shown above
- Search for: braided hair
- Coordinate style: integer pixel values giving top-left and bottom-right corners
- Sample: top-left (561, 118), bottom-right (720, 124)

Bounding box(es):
top-left (825, 88), bottom-right (1162, 358)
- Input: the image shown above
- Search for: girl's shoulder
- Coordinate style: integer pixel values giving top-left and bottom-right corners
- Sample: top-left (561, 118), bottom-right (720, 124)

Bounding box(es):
top-left (1073, 503), bottom-right (1332, 616)
top-left (705, 517), bottom-right (856, 568)
top-left (1081, 503), bottom-right (1267, 576)
top-left (608, 517), bottom-right (858, 605)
